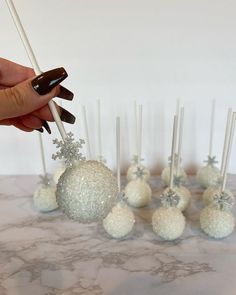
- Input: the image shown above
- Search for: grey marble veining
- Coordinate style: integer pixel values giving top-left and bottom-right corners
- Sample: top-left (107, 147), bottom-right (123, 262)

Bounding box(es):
top-left (0, 175), bottom-right (236, 295)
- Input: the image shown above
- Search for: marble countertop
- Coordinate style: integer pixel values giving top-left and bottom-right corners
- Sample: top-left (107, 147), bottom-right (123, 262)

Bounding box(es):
top-left (0, 175), bottom-right (236, 295)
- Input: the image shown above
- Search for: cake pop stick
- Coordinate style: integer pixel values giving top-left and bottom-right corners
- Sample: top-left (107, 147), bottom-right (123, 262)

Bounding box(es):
top-left (220, 108), bottom-right (233, 176)
top-left (221, 113), bottom-right (236, 192)
top-left (97, 99), bottom-right (102, 161)
top-left (134, 101), bottom-right (138, 157)
top-left (82, 105), bottom-right (92, 160)
top-left (38, 134), bottom-right (47, 177)
top-left (176, 107), bottom-right (184, 176)
top-left (208, 99), bottom-right (216, 158)
top-left (116, 116), bottom-right (121, 192)
top-left (137, 104), bottom-right (143, 165)
top-left (170, 116), bottom-right (178, 190)
top-left (5, 0), bottom-right (67, 140)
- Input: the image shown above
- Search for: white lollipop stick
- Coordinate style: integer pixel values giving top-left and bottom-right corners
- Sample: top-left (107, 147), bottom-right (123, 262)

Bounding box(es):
top-left (170, 116), bottom-right (178, 189)
top-left (97, 99), bottom-right (102, 160)
top-left (137, 104), bottom-right (143, 165)
top-left (82, 105), bottom-right (92, 160)
top-left (116, 117), bottom-right (121, 192)
top-left (221, 112), bottom-right (236, 192)
top-left (208, 99), bottom-right (216, 157)
top-left (38, 134), bottom-right (47, 176)
top-left (134, 101), bottom-right (138, 156)
top-left (175, 98), bottom-right (181, 153)
top-left (176, 107), bottom-right (184, 176)
top-left (220, 108), bottom-right (233, 176)
top-left (5, 0), bottom-right (67, 140)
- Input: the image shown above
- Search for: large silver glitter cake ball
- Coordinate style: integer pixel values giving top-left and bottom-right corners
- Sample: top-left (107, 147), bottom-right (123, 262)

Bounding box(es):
top-left (56, 160), bottom-right (118, 223)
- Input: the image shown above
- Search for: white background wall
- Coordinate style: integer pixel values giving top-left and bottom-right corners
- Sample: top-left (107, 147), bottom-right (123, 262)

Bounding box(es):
top-left (1, 0), bottom-right (236, 175)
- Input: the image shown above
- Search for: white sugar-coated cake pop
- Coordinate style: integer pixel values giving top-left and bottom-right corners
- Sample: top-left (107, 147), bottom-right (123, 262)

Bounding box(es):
top-left (127, 164), bottom-right (150, 182)
top-left (163, 186), bottom-right (191, 212)
top-left (152, 207), bottom-right (185, 240)
top-left (53, 164), bottom-right (66, 184)
top-left (103, 202), bottom-right (135, 239)
top-left (200, 206), bottom-right (235, 239)
top-left (125, 178), bottom-right (152, 208)
top-left (161, 166), bottom-right (187, 187)
top-left (56, 160), bottom-right (118, 223)
top-left (33, 185), bottom-right (58, 212)
top-left (203, 187), bottom-right (234, 207)
top-left (197, 163), bottom-right (220, 188)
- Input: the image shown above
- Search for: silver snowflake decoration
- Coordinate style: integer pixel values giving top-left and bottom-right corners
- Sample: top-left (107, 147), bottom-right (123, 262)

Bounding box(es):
top-left (213, 191), bottom-right (234, 211)
top-left (204, 155), bottom-right (218, 166)
top-left (133, 166), bottom-right (147, 180)
top-left (160, 189), bottom-right (180, 208)
top-left (52, 132), bottom-right (86, 167)
top-left (117, 191), bottom-right (127, 202)
top-left (98, 155), bottom-right (107, 164)
top-left (168, 153), bottom-right (180, 166)
top-left (131, 154), bottom-right (143, 165)
top-left (39, 174), bottom-right (51, 187)
top-left (173, 175), bottom-right (184, 187)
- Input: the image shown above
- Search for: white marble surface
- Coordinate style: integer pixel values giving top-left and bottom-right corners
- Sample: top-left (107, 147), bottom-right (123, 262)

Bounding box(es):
top-left (0, 175), bottom-right (236, 295)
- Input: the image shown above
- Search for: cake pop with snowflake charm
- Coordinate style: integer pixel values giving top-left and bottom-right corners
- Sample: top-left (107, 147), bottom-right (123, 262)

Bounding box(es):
top-left (54, 132), bottom-right (118, 223)
top-left (127, 103), bottom-right (150, 181)
top-left (197, 100), bottom-right (220, 188)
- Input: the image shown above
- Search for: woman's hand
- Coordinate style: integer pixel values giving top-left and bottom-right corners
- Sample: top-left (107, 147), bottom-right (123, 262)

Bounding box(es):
top-left (0, 58), bottom-right (75, 133)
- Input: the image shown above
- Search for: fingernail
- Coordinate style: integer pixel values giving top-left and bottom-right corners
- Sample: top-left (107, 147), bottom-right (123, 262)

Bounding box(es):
top-left (57, 85), bottom-right (74, 101)
top-left (36, 128), bottom-right (44, 133)
top-left (31, 68), bottom-right (68, 95)
top-left (42, 121), bottom-right (51, 134)
top-left (60, 107), bottom-right (76, 124)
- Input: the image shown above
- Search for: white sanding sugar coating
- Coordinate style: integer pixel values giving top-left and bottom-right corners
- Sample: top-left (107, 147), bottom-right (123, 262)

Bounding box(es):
top-left (152, 207), bottom-right (185, 240)
top-left (161, 166), bottom-right (187, 187)
top-left (202, 187), bottom-right (234, 207)
top-left (56, 160), bottom-right (118, 223)
top-left (53, 164), bottom-right (66, 184)
top-left (197, 164), bottom-right (220, 188)
top-left (200, 206), bottom-right (235, 239)
top-left (33, 185), bottom-right (58, 212)
top-left (103, 202), bottom-right (135, 239)
top-left (163, 186), bottom-right (191, 212)
top-left (126, 164), bottom-right (150, 182)
top-left (125, 178), bottom-right (152, 208)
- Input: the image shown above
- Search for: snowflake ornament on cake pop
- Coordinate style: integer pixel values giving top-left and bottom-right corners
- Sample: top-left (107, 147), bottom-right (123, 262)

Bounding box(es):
top-left (212, 191), bottom-right (234, 211)
top-left (160, 189), bottom-right (180, 208)
top-left (133, 166), bottom-right (148, 180)
top-left (204, 155), bottom-right (218, 166)
top-left (52, 132), bottom-right (85, 167)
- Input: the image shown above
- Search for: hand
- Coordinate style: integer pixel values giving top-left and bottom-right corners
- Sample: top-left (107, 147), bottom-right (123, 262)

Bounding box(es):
top-left (0, 58), bottom-right (75, 133)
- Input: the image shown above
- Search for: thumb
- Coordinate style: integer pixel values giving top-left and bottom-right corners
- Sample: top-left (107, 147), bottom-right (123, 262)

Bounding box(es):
top-left (0, 67), bottom-right (67, 120)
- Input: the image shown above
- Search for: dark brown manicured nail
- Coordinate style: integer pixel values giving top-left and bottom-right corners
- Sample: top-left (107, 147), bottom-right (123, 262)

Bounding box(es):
top-left (31, 68), bottom-right (68, 95)
top-left (60, 107), bottom-right (76, 124)
top-left (36, 128), bottom-right (44, 133)
top-left (42, 121), bottom-right (51, 134)
top-left (57, 85), bottom-right (74, 100)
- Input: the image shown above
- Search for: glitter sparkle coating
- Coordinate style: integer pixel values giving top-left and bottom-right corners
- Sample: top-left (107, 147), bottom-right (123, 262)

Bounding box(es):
top-left (161, 166), bottom-right (187, 187)
top-left (162, 186), bottom-right (191, 211)
top-left (126, 164), bottom-right (150, 182)
top-left (56, 160), bottom-right (118, 223)
top-left (203, 187), bottom-right (234, 208)
top-left (197, 164), bottom-right (220, 188)
top-left (33, 185), bottom-right (58, 212)
top-left (200, 206), bottom-right (235, 239)
top-left (152, 207), bottom-right (185, 240)
top-left (125, 179), bottom-right (152, 208)
top-left (103, 202), bottom-right (135, 239)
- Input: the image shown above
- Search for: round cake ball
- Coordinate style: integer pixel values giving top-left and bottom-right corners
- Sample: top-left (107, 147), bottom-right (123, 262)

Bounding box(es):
top-left (200, 206), bottom-right (235, 239)
top-left (161, 166), bottom-right (187, 187)
top-left (33, 185), bottom-right (58, 212)
top-left (197, 164), bottom-right (220, 188)
top-left (56, 160), bottom-right (118, 223)
top-left (126, 164), bottom-right (150, 182)
top-left (53, 164), bottom-right (66, 184)
top-left (203, 187), bottom-right (234, 207)
top-left (152, 207), bottom-right (185, 240)
top-left (125, 179), bottom-right (152, 208)
top-left (163, 186), bottom-right (191, 211)
top-left (103, 202), bottom-right (135, 239)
